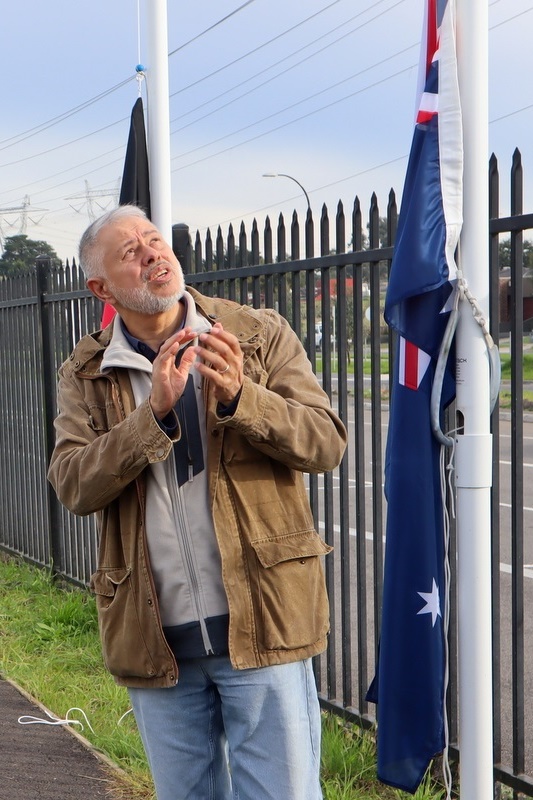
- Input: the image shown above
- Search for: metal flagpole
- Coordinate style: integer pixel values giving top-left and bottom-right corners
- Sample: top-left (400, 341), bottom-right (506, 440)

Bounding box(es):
top-left (455, 0), bottom-right (494, 796)
top-left (145, 0), bottom-right (172, 242)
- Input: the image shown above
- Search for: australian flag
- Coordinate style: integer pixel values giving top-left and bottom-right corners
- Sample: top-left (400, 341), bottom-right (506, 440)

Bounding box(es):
top-left (366, 0), bottom-right (462, 792)
top-left (101, 96), bottom-right (151, 327)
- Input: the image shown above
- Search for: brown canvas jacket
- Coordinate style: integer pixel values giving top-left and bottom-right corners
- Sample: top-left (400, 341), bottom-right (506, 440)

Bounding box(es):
top-left (48, 289), bottom-right (347, 688)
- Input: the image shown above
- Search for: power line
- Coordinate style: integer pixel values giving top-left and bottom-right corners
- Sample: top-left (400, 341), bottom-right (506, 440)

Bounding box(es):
top-left (490, 6), bottom-right (533, 31)
top-left (3, 0), bottom-right (531, 219)
top-left (0, 77), bottom-right (135, 152)
top-left (2, 0), bottom-right (529, 165)
top-left (171, 46), bottom-right (417, 162)
top-left (27, 48), bottom-right (415, 208)
top-left (170, 64), bottom-right (415, 173)
top-left (196, 154), bottom-right (409, 236)
top-left (169, 2), bottom-right (413, 140)
top-left (0, 2), bottom-right (350, 200)
top-left (168, 0), bottom-right (259, 56)
top-left (167, 0), bottom-right (405, 128)
top-left (490, 102), bottom-right (533, 125)
top-left (0, 141), bottom-right (125, 202)
top-left (0, 0), bottom-right (405, 201)
top-left (0, 117), bottom-right (129, 169)
top-left (166, 2), bottom-right (533, 172)
top-left (0, 1), bottom-right (259, 159)
top-left (168, 0), bottom-right (348, 98)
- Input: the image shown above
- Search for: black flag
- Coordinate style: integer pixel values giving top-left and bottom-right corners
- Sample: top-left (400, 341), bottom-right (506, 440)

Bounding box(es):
top-left (119, 96), bottom-right (151, 217)
top-left (102, 97), bottom-right (151, 327)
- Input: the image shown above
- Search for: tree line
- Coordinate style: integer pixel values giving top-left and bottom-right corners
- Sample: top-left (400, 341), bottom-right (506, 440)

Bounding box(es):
top-left (0, 231), bottom-right (532, 277)
top-left (0, 235), bottom-right (61, 275)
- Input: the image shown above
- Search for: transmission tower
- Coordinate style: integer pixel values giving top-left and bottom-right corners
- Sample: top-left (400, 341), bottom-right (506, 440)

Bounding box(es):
top-left (67, 180), bottom-right (120, 222)
top-left (0, 195), bottom-right (48, 250)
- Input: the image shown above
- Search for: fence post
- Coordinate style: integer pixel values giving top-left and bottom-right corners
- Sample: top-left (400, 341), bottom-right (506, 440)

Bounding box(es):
top-left (172, 222), bottom-right (191, 273)
top-left (35, 256), bottom-right (63, 575)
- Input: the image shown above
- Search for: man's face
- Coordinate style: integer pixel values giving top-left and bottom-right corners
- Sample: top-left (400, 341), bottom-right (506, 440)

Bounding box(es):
top-left (95, 217), bottom-right (185, 315)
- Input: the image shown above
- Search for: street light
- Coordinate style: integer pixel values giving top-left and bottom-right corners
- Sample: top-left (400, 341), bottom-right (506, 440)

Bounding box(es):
top-left (262, 172), bottom-right (311, 211)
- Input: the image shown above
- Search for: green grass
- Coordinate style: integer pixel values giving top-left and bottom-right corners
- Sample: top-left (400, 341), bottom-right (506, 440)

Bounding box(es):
top-left (317, 352), bottom-right (533, 382)
top-left (317, 351), bottom-right (533, 409)
top-left (0, 554), bottom-right (448, 799)
top-left (0, 555), bottom-right (152, 799)
top-left (500, 352), bottom-right (533, 381)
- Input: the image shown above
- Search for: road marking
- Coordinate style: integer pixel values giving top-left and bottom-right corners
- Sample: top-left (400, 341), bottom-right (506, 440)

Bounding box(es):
top-left (499, 434), bottom-right (533, 442)
top-left (325, 523), bottom-right (533, 581)
top-left (500, 562), bottom-right (533, 580)
top-left (500, 502), bottom-right (533, 513)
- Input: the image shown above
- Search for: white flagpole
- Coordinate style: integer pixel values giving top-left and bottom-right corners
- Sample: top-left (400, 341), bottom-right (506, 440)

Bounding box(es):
top-left (145, 0), bottom-right (173, 242)
top-left (455, 0), bottom-right (494, 796)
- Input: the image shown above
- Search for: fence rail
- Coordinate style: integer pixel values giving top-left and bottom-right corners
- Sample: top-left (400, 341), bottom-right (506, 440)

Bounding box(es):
top-left (1, 150), bottom-right (532, 797)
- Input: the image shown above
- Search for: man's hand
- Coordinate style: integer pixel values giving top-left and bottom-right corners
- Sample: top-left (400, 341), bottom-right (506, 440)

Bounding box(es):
top-left (149, 327), bottom-right (197, 419)
top-left (194, 322), bottom-right (244, 407)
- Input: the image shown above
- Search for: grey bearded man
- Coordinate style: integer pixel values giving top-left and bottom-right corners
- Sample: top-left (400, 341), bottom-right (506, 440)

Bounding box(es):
top-left (48, 205), bottom-right (347, 800)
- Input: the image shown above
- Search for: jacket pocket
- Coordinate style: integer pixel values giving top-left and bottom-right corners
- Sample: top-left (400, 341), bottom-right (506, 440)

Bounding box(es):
top-left (250, 532), bottom-right (332, 651)
top-left (87, 398), bottom-right (122, 433)
top-left (90, 568), bottom-right (159, 679)
top-left (87, 404), bottom-right (112, 433)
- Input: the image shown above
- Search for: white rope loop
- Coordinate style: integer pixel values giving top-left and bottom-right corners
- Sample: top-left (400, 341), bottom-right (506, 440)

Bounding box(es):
top-left (18, 706), bottom-right (133, 733)
top-left (18, 707), bottom-right (95, 734)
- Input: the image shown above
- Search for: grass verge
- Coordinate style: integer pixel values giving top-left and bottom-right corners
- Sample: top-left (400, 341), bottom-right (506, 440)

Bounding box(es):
top-left (0, 553), bottom-right (448, 799)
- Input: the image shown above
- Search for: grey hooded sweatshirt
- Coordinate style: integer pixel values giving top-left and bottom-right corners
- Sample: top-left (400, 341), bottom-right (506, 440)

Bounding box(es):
top-left (100, 291), bottom-right (230, 657)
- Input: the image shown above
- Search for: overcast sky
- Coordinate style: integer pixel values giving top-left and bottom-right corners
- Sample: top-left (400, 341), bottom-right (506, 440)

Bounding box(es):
top-left (1, 0), bottom-right (532, 261)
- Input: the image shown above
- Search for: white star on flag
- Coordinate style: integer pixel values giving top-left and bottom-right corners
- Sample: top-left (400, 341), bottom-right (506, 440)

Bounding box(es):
top-left (417, 579), bottom-right (441, 627)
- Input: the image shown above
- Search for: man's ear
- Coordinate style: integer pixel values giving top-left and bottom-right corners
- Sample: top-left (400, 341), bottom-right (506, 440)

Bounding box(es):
top-left (87, 277), bottom-right (115, 305)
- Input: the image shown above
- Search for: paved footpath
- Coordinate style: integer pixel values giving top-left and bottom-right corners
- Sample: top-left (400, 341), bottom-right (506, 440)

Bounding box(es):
top-left (0, 678), bottom-right (126, 800)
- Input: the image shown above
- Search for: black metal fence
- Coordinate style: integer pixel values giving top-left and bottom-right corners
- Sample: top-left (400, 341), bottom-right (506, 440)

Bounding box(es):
top-left (1, 149), bottom-right (533, 797)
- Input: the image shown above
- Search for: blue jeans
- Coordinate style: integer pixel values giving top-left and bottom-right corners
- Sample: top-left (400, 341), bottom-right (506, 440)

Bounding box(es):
top-left (128, 656), bottom-right (323, 800)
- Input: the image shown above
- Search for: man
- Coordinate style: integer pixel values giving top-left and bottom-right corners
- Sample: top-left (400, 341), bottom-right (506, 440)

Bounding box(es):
top-left (48, 205), bottom-right (347, 800)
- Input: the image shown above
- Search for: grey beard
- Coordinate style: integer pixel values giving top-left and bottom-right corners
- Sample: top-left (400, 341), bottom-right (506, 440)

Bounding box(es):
top-left (106, 283), bottom-right (184, 315)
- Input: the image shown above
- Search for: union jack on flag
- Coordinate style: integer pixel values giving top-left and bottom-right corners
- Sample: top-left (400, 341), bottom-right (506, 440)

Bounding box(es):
top-left (366, 0), bottom-right (462, 793)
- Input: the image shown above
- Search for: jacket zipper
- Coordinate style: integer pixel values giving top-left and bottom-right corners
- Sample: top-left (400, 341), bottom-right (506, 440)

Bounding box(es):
top-left (168, 456), bottom-right (215, 655)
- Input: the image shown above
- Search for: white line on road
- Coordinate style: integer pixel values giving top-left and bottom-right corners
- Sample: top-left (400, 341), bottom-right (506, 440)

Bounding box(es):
top-left (326, 523), bottom-right (533, 581)
top-left (500, 562), bottom-right (533, 580)
top-left (500, 460), bottom-right (533, 468)
top-left (500, 502), bottom-right (533, 513)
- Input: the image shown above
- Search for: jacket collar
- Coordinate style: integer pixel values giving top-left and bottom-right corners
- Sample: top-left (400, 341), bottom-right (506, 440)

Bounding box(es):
top-left (100, 291), bottom-right (213, 373)
top-left (68, 288), bottom-right (265, 375)
top-left (187, 287), bottom-right (264, 344)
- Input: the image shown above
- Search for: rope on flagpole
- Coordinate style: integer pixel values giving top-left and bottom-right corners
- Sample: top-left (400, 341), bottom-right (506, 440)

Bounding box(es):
top-left (135, 64), bottom-right (146, 97)
top-left (136, 0), bottom-right (145, 97)
top-left (458, 272), bottom-right (501, 411)
top-left (432, 260), bottom-right (501, 796)
top-left (440, 438), bottom-right (456, 800)
top-left (430, 269), bottom-right (501, 448)
top-left (430, 285), bottom-right (460, 446)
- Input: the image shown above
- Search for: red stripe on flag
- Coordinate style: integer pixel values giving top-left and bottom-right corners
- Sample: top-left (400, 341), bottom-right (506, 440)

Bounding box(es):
top-left (416, 109), bottom-right (436, 124)
top-left (426, 0), bottom-right (438, 76)
top-left (404, 339), bottom-right (419, 390)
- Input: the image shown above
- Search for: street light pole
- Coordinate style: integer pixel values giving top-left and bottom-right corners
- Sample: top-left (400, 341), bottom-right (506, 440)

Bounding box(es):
top-left (262, 172), bottom-right (311, 211)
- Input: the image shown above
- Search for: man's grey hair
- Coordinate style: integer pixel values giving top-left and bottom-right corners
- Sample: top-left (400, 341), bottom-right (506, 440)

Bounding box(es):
top-left (78, 205), bottom-right (149, 279)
